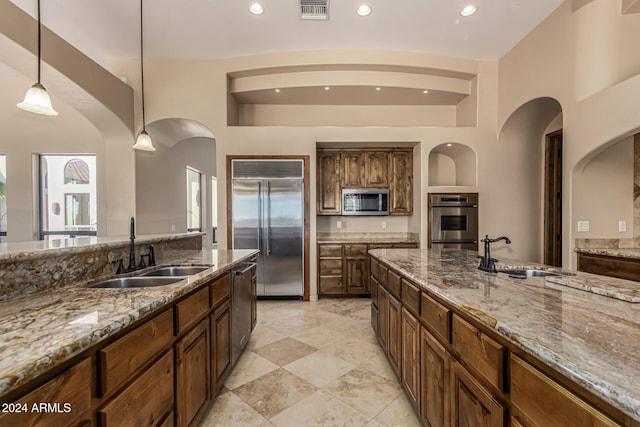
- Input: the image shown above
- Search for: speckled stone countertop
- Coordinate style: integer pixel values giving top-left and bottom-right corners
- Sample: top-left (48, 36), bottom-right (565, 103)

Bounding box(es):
top-left (369, 248), bottom-right (640, 423)
top-left (575, 247), bottom-right (640, 260)
top-left (317, 232), bottom-right (419, 244)
top-left (0, 248), bottom-right (258, 398)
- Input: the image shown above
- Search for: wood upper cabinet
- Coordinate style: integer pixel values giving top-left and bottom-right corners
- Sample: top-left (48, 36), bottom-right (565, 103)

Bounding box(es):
top-left (401, 307), bottom-right (420, 410)
top-left (342, 151), bottom-right (365, 187)
top-left (364, 151), bottom-right (389, 187)
top-left (176, 318), bottom-right (210, 427)
top-left (510, 354), bottom-right (620, 427)
top-left (451, 362), bottom-right (504, 427)
top-left (317, 151), bottom-right (342, 214)
top-left (420, 327), bottom-right (452, 427)
top-left (389, 150), bottom-right (413, 215)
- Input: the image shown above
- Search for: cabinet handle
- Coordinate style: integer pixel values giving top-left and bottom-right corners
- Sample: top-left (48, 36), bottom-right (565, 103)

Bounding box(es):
top-left (476, 331), bottom-right (482, 339)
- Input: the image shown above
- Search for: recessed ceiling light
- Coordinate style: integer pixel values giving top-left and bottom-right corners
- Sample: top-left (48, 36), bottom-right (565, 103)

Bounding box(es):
top-left (376, 87), bottom-right (381, 91)
top-left (249, 3), bottom-right (264, 15)
top-left (275, 89), bottom-right (280, 93)
top-left (356, 5), bottom-right (372, 16)
top-left (447, 143), bottom-right (453, 147)
top-left (324, 86), bottom-right (330, 90)
top-left (460, 5), bottom-right (477, 17)
top-left (423, 90), bottom-right (429, 94)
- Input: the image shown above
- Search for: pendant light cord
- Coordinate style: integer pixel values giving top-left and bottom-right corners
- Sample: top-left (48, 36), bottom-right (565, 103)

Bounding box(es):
top-left (140, 0), bottom-right (147, 132)
top-left (36, 0), bottom-right (41, 84)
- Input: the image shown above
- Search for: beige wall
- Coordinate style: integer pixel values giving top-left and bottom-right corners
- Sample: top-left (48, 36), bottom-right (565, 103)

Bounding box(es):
top-left (498, 0), bottom-right (640, 267)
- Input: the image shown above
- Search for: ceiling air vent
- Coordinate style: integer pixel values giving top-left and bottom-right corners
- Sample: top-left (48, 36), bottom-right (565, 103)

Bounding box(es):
top-left (300, 0), bottom-right (329, 20)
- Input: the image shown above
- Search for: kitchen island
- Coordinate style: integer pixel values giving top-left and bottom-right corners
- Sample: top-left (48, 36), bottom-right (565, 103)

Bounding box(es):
top-left (0, 233), bottom-right (258, 427)
top-left (369, 247), bottom-right (640, 427)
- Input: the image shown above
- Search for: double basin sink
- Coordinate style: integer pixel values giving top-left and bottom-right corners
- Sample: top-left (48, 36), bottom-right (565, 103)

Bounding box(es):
top-left (87, 266), bottom-right (212, 289)
top-left (496, 267), bottom-right (574, 279)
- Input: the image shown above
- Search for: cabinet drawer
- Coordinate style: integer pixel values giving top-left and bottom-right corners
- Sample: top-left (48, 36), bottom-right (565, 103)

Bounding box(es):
top-left (99, 308), bottom-right (173, 396)
top-left (387, 269), bottom-right (401, 299)
top-left (0, 358), bottom-right (92, 427)
top-left (420, 293), bottom-right (451, 343)
top-left (99, 349), bottom-right (174, 427)
top-left (319, 259), bottom-right (343, 276)
top-left (319, 276), bottom-right (343, 293)
top-left (452, 315), bottom-right (505, 392)
top-left (344, 244), bottom-right (367, 256)
top-left (370, 258), bottom-right (380, 281)
top-left (175, 287), bottom-right (210, 335)
top-left (319, 244), bottom-right (342, 257)
top-left (401, 279), bottom-right (420, 317)
top-left (510, 354), bottom-right (620, 427)
top-left (211, 274), bottom-right (231, 308)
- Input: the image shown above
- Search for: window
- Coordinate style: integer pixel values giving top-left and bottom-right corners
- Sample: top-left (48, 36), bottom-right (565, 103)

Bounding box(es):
top-left (187, 167), bottom-right (202, 232)
top-left (40, 155), bottom-right (97, 240)
top-left (0, 155), bottom-right (6, 243)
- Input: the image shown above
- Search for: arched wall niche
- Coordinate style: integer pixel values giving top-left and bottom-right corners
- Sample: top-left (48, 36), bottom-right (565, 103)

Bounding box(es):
top-left (428, 143), bottom-right (477, 187)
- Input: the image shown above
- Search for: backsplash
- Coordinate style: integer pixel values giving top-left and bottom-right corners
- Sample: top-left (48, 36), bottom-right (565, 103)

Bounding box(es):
top-left (0, 234), bottom-right (203, 300)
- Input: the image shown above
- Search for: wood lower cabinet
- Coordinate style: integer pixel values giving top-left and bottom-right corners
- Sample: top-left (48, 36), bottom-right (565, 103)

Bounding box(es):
top-left (401, 307), bottom-right (420, 410)
top-left (176, 318), bottom-right (210, 427)
top-left (377, 286), bottom-right (389, 353)
top-left (0, 358), bottom-right (92, 427)
top-left (451, 362), bottom-right (504, 427)
top-left (387, 292), bottom-right (402, 378)
top-left (211, 299), bottom-right (232, 395)
top-left (510, 354), bottom-right (620, 427)
top-left (577, 252), bottom-right (640, 282)
top-left (99, 350), bottom-right (174, 427)
top-left (420, 327), bottom-right (451, 427)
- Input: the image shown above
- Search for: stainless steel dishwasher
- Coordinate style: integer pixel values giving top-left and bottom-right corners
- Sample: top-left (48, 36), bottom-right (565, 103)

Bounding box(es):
top-left (231, 262), bottom-right (256, 365)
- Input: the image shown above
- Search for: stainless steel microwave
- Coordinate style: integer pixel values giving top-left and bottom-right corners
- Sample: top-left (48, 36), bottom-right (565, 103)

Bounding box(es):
top-left (342, 189), bottom-right (389, 216)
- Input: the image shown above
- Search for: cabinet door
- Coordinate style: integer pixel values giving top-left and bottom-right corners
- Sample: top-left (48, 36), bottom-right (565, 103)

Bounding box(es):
top-left (401, 307), bottom-right (420, 410)
top-left (364, 151), bottom-right (389, 187)
top-left (251, 270), bottom-right (257, 331)
top-left (176, 319), bottom-right (210, 427)
top-left (345, 257), bottom-right (368, 293)
top-left (317, 151), bottom-right (342, 214)
top-left (387, 293), bottom-right (402, 379)
top-left (451, 362), bottom-right (504, 427)
top-left (420, 327), bottom-right (451, 427)
top-left (342, 151), bottom-right (365, 187)
top-left (211, 300), bottom-right (231, 395)
top-left (389, 151), bottom-right (413, 215)
top-left (377, 286), bottom-right (389, 352)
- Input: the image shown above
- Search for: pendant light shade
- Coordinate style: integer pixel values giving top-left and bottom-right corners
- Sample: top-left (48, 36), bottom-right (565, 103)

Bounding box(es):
top-left (133, 0), bottom-right (155, 152)
top-left (17, 0), bottom-right (58, 116)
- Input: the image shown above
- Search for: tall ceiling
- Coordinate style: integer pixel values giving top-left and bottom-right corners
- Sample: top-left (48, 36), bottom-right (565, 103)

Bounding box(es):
top-left (8, 0), bottom-right (564, 68)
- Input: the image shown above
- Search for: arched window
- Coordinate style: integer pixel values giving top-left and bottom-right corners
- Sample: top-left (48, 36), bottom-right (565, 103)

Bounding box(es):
top-left (64, 159), bottom-right (90, 184)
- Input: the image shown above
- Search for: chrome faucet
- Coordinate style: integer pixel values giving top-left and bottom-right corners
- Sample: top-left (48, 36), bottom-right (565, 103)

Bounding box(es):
top-left (478, 235), bottom-right (511, 273)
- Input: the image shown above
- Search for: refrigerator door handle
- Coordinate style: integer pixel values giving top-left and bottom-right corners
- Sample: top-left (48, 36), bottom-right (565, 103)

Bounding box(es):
top-left (257, 182), bottom-right (262, 253)
top-left (266, 182), bottom-right (272, 256)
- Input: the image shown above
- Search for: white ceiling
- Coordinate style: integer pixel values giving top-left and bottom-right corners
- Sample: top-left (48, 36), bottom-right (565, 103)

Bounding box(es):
top-left (9, 0), bottom-right (564, 67)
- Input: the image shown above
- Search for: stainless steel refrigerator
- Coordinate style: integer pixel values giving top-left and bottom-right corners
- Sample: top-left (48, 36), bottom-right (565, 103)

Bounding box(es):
top-left (231, 160), bottom-right (304, 298)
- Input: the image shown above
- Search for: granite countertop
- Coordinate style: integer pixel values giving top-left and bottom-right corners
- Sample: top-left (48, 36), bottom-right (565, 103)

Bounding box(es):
top-left (0, 248), bottom-right (258, 398)
top-left (575, 247), bottom-right (640, 260)
top-left (369, 247), bottom-right (640, 423)
top-left (317, 232), bottom-right (419, 244)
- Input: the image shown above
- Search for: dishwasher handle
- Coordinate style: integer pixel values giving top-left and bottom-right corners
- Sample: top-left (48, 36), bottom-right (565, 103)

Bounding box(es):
top-left (231, 262), bottom-right (257, 276)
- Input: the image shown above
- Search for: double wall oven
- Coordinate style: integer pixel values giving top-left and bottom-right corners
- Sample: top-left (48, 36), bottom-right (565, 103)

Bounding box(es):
top-left (428, 193), bottom-right (478, 251)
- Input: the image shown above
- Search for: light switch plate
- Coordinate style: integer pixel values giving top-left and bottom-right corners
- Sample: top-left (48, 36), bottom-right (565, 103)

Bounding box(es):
top-left (619, 220), bottom-right (627, 232)
top-left (381, 221), bottom-right (387, 229)
top-left (577, 220), bottom-right (589, 232)
top-left (337, 221), bottom-right (342, 229)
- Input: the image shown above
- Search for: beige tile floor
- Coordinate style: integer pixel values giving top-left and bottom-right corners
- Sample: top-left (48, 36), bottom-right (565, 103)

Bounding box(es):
top-left (199, 298), bottom-right (422, 427)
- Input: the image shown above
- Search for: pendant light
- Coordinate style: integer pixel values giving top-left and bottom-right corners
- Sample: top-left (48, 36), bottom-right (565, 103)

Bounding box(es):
top-left (132, 0), bottom-right (156, 151)
top-left (16, 0), bottom-right (58, 116)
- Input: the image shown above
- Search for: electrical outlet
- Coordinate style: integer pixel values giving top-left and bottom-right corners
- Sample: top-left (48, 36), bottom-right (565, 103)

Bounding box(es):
top-left (577, 221), bottom-right (589, 232)
top-left (619, 220), bottom-right (627, 232)
top-left (381, 221), bottom-right (387, 229)
top-left (336, 221), bottom-right (342, 229)
top-left (171, 224), bottom-right (176, 232)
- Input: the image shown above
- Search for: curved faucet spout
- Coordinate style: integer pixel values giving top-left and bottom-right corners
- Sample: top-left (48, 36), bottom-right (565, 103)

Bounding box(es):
top-left (478, 235), bottom-right (511, 273)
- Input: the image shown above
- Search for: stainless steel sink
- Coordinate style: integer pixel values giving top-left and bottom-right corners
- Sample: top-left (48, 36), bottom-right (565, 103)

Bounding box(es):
top-left (86, 276), bottom-right (183, 288)
top-left (498, 268), bottom-right (561, 278)
top-left (141, 266), bottom-right (211, 277)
